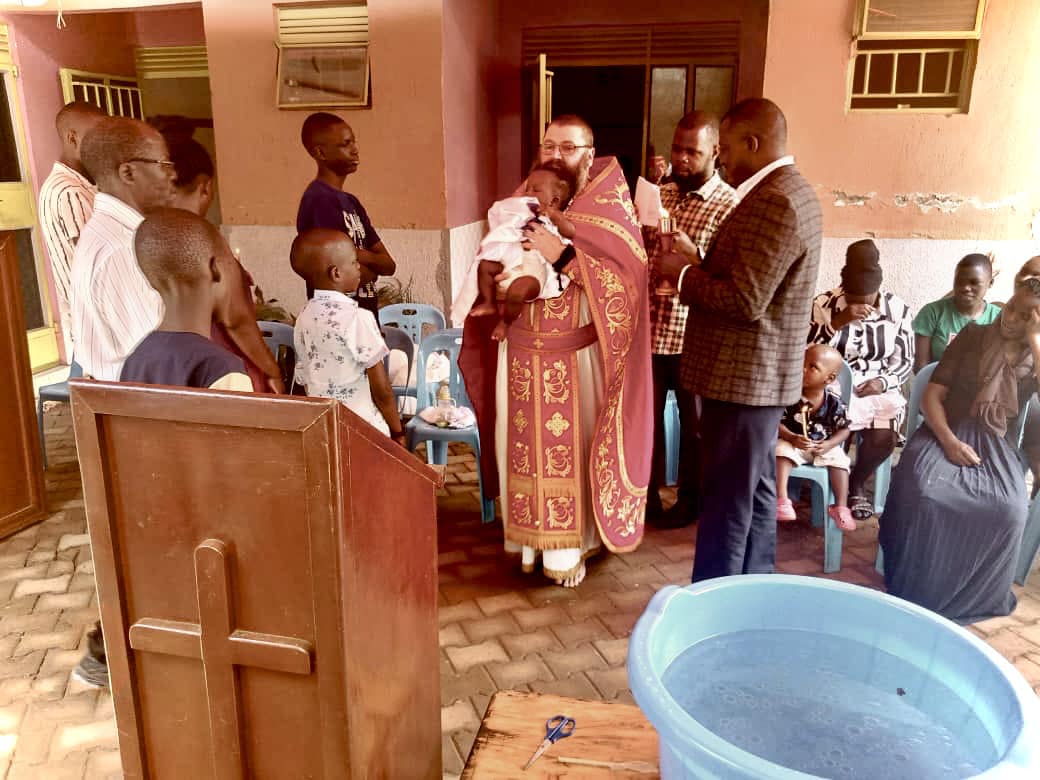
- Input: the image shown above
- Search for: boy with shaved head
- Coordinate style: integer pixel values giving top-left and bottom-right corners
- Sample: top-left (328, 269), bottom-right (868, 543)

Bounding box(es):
top-left (296, 112), bottom-right (395, 312)
top-left (75, 208), bottom-right (250, 690)
top-left (38, 100), bottom-right (105, 354)
top-left (775, 344), bottom-right (855, 531)
top-left (120, 208), bottom-right (251, 390)
top-left (291, 228), bottom-right (404, 443)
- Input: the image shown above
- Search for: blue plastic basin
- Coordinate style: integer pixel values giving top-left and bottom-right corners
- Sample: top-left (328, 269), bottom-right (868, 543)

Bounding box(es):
top-left (628, 575), bottom-right (1040, 779)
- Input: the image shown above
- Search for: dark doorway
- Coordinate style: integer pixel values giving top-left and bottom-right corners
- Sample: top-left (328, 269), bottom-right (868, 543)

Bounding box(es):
top-left (551, 66), bottom-right (645, 191)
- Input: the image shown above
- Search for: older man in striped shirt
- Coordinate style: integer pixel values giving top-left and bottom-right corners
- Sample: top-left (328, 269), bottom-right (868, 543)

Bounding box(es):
top-left (71, 116), bottom-right (175, 382)
top-left (67, 116), bottom-right (175, 687)
top-left (37, 101), bottom-right (105, 356)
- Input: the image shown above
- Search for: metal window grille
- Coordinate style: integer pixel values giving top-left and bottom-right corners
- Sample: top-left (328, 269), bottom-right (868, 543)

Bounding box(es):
top-left (849, 0), bottom-right (984, 113)
top-left (59, 69), bottom-right (143, 119)
top-left (135, 46), bottom-right (209, 80)
top-left (850, 41), bottom-right (975, 111)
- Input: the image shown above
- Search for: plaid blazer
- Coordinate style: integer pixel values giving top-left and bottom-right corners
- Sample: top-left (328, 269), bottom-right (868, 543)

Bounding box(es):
top-left (678, 165), bottom-right (823, 407)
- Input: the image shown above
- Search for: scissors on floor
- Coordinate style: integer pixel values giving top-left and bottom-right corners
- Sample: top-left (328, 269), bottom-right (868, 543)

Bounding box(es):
top-left (524, 713), bottom-right (576, 770)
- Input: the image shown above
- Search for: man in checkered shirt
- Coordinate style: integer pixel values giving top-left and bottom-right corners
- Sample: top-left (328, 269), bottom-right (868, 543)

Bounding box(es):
top-left (645, 111), bottom-right (738, 527)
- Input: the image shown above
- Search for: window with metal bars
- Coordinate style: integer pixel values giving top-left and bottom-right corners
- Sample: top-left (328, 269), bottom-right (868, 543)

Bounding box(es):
top-left (850, 39), bottom-right (975, 111)
top-left (59, 69), bottom-right (143, 119)
top-left (849, 0), bottom-right (985, 113)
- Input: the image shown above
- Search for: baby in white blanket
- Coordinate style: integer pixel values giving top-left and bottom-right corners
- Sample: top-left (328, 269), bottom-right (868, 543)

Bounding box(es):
top-left (453, 162), bottom-right (577, 340)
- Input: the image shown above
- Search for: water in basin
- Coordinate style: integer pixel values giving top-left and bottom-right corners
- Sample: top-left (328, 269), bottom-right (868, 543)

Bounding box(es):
top-left (662, 628), bottom-right (997, 779)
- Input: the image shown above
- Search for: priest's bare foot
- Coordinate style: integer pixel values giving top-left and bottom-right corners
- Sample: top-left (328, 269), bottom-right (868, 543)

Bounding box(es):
top-left (553, 563), bottom-right (586, 588)
top-left (491, 320), bottom-right (509, 341)
top-left (469, 302), bottom-right (497, 317)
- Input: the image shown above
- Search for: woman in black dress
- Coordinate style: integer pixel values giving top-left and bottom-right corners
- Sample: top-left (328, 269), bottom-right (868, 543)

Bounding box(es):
top-left (879, 276), bottom-right (1040, 624)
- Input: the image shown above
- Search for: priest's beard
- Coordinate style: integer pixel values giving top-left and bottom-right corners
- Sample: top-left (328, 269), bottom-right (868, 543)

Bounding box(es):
top-left (568, 151), bottom-right (594, 195)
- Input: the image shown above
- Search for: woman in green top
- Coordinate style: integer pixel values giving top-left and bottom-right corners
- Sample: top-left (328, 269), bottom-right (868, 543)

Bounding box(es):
top-left (913, 253), bottom-right (1001, 372)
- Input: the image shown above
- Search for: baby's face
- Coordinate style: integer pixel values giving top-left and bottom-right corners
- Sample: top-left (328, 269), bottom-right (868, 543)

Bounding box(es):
top-left (524, 171), bottom-right (564, 210)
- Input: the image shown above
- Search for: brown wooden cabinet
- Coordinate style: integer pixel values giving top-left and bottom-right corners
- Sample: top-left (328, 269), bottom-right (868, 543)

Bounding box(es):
top-left (0, 231), bottom-right (46, 537)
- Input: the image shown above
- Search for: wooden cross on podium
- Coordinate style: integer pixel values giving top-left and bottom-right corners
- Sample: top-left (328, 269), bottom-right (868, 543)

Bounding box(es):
top-left (128, 539), bottom-right (314, 779)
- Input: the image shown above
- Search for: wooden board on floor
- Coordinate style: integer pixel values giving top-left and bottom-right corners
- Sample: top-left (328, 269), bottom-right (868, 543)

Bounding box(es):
top-left (462, 690), bottom-right (659, 778)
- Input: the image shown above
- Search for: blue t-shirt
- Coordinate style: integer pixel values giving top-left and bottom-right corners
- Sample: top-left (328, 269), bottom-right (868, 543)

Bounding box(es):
top-left (296, 179), bottom-right (381, 311)
top-left (121, 331), bottom-right (246, 388)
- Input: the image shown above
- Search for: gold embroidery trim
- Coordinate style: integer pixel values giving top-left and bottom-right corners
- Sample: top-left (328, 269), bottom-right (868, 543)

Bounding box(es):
top-left (545, 412), bottom-right (571, 437)
top-left (542, 359), bottom-right (570, 404)
top-left (513, 408), bottom-right (529, 434)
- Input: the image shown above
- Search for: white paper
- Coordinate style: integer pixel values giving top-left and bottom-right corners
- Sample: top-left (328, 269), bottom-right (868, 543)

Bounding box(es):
top-left (634, 177), bottom-right (662, 227)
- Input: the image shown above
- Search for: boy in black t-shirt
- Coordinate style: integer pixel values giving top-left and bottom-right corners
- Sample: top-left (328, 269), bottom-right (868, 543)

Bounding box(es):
top-left (121, 208), bottom-right (251, 391)
top-left (775, 344), bottom-right (856, 531)
top-left (296, 112), bottom-right (396, 312)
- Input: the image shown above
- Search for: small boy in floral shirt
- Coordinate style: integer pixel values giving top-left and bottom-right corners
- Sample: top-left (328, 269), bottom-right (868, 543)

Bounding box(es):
top-left (290, 228), bottom-right (404, 443)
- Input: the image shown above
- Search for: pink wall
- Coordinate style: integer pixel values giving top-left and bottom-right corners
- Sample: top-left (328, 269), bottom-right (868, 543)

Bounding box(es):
top-left (2, 11), bottom-right (137, 196)
top-left (493, 0), bottom-right (769, 197)
top-left (2, 5), bottom-right (207, 199)
top-left (201, 0), bottom-right (447, 230)
top-left (133, 5), bottom-right (205, 47)
top-left (764, 0), bottom-right (1040, 240)
top-left (441, 0), bottom-right (498, 228)
top-left (2, 5), bottom-right (207, 360)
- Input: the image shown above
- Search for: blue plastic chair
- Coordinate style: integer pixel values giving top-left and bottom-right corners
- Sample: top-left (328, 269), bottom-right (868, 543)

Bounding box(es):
top-left (1017, 483), bottom-right (1040, 586)
top-left (787, 362), bottom-right (853, 574)
top-left (380, 325), bottom-right (414, 407)
top-left (379, 304), bottom-right (446, 403)
top-left (37, 360), bottom-right (84, 469)
top-left (404, 328), bottom-right (495, 523)
top-left (663, 390), bottom-right (680, 486)
top-left (258, 320), bottom-right (295, 389)
top-left (378, 304), bottom-right (446, 347)
top-left (257, 320), bottom-right (294, 359)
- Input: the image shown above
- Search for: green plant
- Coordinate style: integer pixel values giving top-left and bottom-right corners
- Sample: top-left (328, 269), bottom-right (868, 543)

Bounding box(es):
top-left (253, 285), bottom-right (295, 324)
top-left (376, 276), bottom-right (417, 308)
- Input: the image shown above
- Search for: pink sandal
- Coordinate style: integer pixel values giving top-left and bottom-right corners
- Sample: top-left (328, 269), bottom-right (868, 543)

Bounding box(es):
top-left (776, 497), bottom-right (797, 522)
top-left (828, 505), bottom-right (857, 532)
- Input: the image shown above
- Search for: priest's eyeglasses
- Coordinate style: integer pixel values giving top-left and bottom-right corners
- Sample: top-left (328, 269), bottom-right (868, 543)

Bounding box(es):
top-left (540, 142), bottom-right (590, 155)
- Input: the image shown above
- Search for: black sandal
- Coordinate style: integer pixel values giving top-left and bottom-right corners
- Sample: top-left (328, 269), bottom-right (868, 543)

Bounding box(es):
top-left (849, 494), bottom-right (874, 520)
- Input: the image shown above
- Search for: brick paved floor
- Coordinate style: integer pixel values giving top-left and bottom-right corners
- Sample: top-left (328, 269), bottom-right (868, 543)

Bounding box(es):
top-left (3, 404), bottom-right (1039, 778)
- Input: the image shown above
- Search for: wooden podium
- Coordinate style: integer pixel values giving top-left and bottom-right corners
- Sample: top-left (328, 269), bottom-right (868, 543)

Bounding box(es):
top-left (70, 381), bottom-right (442, 779)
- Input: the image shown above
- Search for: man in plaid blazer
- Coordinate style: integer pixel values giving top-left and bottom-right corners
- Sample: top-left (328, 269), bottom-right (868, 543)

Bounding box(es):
top-left (657, 98), bottom-right (823, 582)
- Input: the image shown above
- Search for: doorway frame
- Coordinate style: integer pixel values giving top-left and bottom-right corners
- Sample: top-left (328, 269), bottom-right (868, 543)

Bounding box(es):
top-left (0, 31), bottom-right (60, 372)
top-left (523, 51), bottom-right (738, 180)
